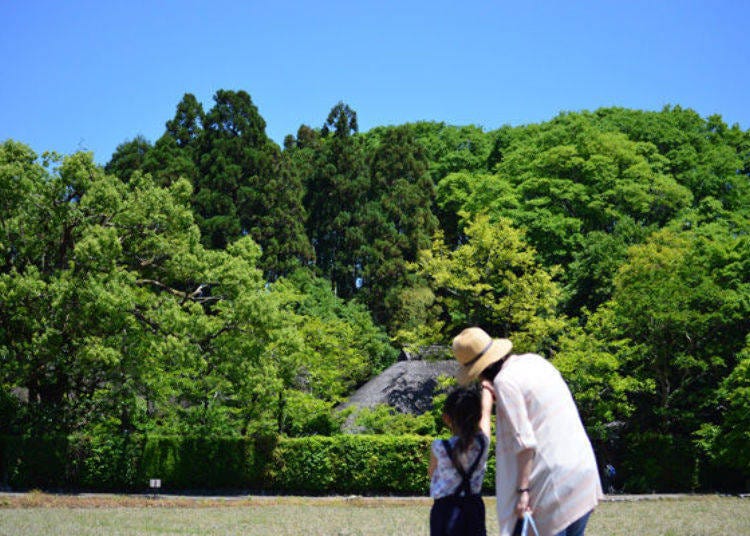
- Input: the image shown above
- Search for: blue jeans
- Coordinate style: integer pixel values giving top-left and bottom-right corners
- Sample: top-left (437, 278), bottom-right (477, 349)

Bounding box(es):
top-left (554, 511), bottom-right (592, 536)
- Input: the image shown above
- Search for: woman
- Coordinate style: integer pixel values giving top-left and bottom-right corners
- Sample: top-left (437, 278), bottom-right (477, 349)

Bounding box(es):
top-left (452, 327), bottom-right (603, 536)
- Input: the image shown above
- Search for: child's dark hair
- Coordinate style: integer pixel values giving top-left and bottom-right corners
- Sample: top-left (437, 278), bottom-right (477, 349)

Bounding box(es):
top-left (443, 384), bottom-right (482, 454)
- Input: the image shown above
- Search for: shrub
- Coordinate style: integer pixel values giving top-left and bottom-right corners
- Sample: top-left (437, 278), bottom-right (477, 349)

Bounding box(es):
top-left (0, 435), bottom-right (68, 489)
top-left (69, 433), bottom-right (143, 491)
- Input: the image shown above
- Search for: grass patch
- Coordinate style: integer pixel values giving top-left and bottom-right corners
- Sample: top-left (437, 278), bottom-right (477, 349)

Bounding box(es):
top-left (0, 494), bottom-right (747, 535)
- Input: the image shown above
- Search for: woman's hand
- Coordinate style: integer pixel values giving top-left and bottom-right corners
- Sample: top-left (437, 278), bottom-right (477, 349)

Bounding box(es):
top-left (515, 490), bottom-right (532, 518)
top-left (515, 448), bottom-right (535, 517)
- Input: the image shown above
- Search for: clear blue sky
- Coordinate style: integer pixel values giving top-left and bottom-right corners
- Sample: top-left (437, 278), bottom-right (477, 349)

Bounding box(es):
top-left (2, 1), bottom-right (748, 164)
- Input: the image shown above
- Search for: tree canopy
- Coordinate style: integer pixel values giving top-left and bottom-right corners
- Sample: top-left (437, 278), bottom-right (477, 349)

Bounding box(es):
top-left (2, 98), bottom-right (750, 491)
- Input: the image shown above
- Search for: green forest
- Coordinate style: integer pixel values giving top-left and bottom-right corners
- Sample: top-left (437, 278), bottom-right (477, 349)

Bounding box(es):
top-left (2, 90), bottom-right (749, 492)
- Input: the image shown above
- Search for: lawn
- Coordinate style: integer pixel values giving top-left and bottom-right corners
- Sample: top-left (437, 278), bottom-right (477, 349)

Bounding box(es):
top-left (0, 493), bottom-right (747, 535)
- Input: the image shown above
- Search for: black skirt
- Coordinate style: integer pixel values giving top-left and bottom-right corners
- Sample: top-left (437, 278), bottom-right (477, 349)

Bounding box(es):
top-left (430, 494), bottom-right (486, 536)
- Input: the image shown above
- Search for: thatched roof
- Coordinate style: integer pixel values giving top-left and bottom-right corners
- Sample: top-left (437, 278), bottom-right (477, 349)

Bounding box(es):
top-left (340, 359), bottom-right (459, 416)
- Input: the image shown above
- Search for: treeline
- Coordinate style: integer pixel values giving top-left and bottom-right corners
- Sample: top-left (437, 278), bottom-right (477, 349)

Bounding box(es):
top-left (2, 91), bottom-right (750, 491)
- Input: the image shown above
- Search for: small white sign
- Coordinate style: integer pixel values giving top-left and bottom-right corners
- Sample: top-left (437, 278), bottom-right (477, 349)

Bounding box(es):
top-left (149, 479), bottom-right (162, 488)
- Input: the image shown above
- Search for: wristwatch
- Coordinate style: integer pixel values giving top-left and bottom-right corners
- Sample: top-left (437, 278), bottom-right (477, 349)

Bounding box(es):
top-left (517, 487), bottom-right (530, 493)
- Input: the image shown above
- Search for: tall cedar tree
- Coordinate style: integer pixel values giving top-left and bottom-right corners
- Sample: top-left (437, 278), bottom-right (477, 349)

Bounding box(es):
top-left (358, 125), bottom-right (438, 328)
top-left (165, 93), bottom-right (205, 151)
top-left (144, 92), bottom-right (205, 187)
top-left (196, 90), bottom-right (279, 250)
top-left (105, 135), bottom-right (152, 182)
top-left (258, 149), bottom-right (315, 280)
top-left (304, 102), bottom-right (367, 298)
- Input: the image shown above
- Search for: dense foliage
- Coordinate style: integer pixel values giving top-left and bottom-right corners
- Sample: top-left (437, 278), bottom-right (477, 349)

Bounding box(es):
top-left (0, 141), bottom-right (394, 441)
top-left (2, 95), bottom-right (749, 491)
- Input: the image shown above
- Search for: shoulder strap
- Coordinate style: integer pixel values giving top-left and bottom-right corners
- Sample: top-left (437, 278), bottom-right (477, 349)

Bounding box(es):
top-left (441, 439), bottom-right (456, 471)
top-left (442, 435), bottom-right (486, 496)
top-left (467, 433), bottom-right (486, 476)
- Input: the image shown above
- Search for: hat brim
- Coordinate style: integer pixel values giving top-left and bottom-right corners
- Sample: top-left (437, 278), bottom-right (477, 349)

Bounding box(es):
top-left (456, 338), bottom-right (513, 385)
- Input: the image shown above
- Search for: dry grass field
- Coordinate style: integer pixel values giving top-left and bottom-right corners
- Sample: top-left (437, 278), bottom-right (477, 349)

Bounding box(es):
top-left (0, 492), bottom-right (747, 535)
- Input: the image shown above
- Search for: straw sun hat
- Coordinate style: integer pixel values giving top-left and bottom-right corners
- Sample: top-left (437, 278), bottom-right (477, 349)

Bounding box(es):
top-left (452, 327), bottom-right (513, 385)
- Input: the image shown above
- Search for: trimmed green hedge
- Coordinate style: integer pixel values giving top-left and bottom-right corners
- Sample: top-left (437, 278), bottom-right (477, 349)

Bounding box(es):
top-left (4, 431), bottom-right (744, 493)
top-left (0, 433), bottom-right (495, 494)
top-left (268, 435), bottom-right (433, 494)
top-left (0, 435), bottom-right (70, 489)
top-left (140, 436), bottom-right (256, 489)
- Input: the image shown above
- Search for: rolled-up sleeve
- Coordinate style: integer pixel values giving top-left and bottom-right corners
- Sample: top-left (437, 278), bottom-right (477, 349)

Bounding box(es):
top-left (496, 379), bottom-right (537, 452)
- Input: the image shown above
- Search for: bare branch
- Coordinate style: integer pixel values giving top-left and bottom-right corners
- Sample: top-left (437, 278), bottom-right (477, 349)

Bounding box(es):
top-left (135, 279), bottom-right (223, 305)
top-left (136, 279), bottom-right (186, 298)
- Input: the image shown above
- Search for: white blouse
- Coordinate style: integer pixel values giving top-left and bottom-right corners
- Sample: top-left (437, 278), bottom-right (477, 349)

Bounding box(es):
top-left (493, 353), bottom-right (603, 536)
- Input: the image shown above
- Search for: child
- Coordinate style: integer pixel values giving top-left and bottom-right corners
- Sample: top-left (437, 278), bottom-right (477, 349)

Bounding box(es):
top-left (429, 381), bottom-right (494, 536)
